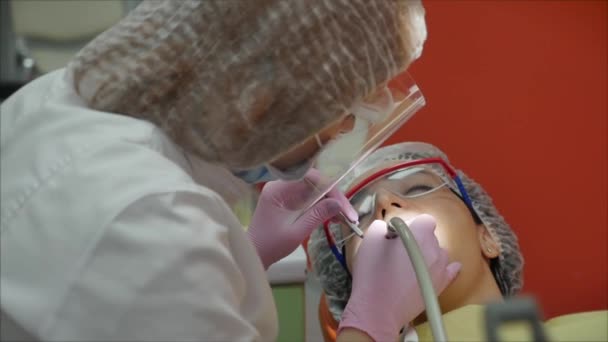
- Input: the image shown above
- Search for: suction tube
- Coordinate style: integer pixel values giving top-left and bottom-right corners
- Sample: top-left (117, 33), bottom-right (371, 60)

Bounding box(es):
top-left (388, 217), bottom-right (448, 341)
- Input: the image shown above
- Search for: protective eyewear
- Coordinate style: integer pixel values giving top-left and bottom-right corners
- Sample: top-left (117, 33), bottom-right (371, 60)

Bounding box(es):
top-left (323, 158), bottom-right (474, 271)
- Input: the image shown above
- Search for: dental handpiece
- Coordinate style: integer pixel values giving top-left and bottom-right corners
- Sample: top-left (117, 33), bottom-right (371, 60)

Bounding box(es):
top-left (340, 212), bottom-right (364, 238)
top-left (388, 217), bottom-right (448, 342)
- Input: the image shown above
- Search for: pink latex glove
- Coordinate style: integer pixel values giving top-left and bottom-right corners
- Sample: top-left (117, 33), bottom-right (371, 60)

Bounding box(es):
top-left (338, 215), bottom-right (462, 342)
top-left (248, 168), bottom-right (358, 269)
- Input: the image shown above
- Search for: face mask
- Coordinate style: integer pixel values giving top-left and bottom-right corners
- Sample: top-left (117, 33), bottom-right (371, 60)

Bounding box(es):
top-left (234, 116), bottom-right (368, 185)
top-left (232, 159), bottom-right (313, 184)
top-left (315, 118), bottom-right (369, 179)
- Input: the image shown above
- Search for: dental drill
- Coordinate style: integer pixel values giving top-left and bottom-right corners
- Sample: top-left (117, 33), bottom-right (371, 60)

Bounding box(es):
top-left (387, 217), bottom-right (448, 342)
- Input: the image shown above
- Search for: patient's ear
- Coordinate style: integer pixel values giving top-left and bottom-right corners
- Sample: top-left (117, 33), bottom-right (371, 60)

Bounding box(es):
top-left (478, 226), bottom-right (500, 259)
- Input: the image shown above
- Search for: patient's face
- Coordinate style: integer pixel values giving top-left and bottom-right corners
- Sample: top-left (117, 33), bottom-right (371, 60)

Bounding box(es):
top-left (341, 161), bottom-right (496, 310)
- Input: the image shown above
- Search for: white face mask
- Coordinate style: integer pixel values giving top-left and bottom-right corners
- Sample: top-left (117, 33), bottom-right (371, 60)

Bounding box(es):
top-left (233, 100), bottom-right (381, 185)
top-left (315, 118), bottom-right (370, 179)
top-left (311, 87), bottom-right (396, 181)
top-left (234, 120), bottom-right (364, 185)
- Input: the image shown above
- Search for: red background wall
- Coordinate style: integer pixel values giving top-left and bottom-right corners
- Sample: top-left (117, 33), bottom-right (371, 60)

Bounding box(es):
top-left (387, 0), bottom-right (607, 319)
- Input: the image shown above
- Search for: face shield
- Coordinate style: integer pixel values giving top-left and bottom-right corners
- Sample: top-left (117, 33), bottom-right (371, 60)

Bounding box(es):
top-left (275, 72), bottom-right (426, 222)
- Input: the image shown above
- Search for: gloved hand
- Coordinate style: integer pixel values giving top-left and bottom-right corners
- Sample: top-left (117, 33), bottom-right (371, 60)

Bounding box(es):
top-left (248, 168), bottom-right (358, 269)
top-left (338, 215), bottom-right (461, 342)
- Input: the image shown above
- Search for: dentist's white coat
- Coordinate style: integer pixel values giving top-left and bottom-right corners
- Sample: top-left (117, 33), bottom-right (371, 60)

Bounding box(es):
top-left (0, 70), bottom-right (278, 341)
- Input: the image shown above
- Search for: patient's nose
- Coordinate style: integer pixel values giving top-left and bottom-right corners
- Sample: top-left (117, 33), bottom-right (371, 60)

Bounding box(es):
top-left (374, 189), bottom-right (408, 220)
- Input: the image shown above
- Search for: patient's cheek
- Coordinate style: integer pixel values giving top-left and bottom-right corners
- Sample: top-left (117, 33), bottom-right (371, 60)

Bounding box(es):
top-left (432, 222), bottom-right (476, 264)
top-left (434, 226), bottom-right (450, 249)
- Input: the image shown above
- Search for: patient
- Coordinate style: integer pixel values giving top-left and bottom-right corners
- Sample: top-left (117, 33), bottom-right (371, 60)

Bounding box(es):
top-left (308, 142), bottom-right (606, 341)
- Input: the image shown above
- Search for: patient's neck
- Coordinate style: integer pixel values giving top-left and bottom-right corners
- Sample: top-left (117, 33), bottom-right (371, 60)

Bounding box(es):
top-left (413, 264), bottom-right (503, 326)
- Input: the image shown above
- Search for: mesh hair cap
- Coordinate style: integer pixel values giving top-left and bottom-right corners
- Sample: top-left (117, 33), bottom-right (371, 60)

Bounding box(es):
top-left (308, 142), bottom-right (524, 322)
top-left (66, 0), bottom-right (427, 169)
